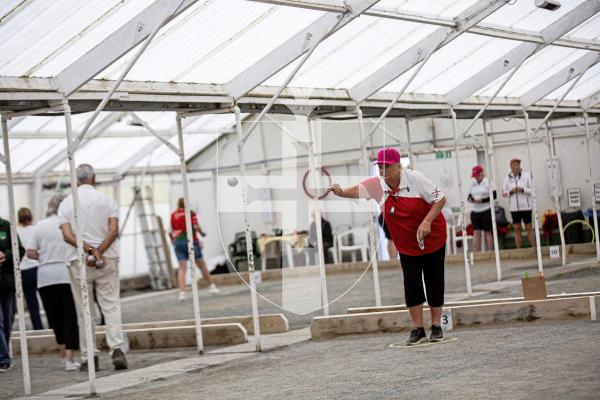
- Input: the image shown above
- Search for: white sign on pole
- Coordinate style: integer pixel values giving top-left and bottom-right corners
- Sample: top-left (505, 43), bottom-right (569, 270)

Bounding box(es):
top-left (594, 183), bottom-right (600, 204)
top-left (550, 245), bottom-right (560, 259)
top-left (567, 188), bottom-right (581, 208)
top-left (442, 308), bottom-right (454, 331)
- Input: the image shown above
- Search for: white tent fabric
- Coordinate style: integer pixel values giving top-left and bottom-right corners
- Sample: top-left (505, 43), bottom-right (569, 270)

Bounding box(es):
top-left (0, 0), bottom-right (599, 178)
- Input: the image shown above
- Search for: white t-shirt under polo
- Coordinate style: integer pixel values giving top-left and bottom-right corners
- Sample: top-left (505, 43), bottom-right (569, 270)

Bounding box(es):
top-left (31, 215), bottom-right (70, 288)
top-left (58, 184), bottom-right (120, 260)
top-left (17, 225), bottom-right (39, 271)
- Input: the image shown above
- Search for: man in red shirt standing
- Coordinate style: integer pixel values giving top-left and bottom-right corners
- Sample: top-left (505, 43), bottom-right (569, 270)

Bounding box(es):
top-left (171, 198), bottom-right (219, 300)
top-left (330, 148), bottom-right (447, 345)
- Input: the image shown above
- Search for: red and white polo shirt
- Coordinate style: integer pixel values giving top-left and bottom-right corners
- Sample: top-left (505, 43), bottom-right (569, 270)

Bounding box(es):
top-left (360, 169), bottom-right (447, 256)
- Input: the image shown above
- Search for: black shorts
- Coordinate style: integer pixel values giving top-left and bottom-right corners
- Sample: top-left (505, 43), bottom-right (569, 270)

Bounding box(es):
top-left (511, 210), bottom-right (532, 224)
top-left (399, 245), bottom-right (445, 308)
top-left (471, 209), bottom-right (493, 231)
top-left (378, 214), bottom-right (392, 240)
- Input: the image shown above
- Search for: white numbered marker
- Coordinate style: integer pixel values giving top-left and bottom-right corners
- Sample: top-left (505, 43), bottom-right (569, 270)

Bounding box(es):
top-left (549, 245), bottom-right (560, 259)
top-left (442, 308), bottom-right (453, 332)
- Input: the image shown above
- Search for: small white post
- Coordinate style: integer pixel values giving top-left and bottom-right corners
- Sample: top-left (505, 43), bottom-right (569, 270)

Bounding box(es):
top-left (1, 115), bottom-right (31, 395)
top-left (583, 112), bottom-right (600, 262)
top-left (450, 108), bottom-right (473, 296)
top-left (357, 107), bottom-right (382, 307)
top-left (545, 122), bottom-right (566, 267)
top-left (234, 107), bottom-right (262, 351)
top-left (522, 110), bottom-right (544, 274)
top-left (62, 101), bottom-right (97, 394)
top-left (175, 116), bottom-right (205, 354)
top-left (481, 120), bottom-right (502, 281)
top-left (307, 117), bottom-right (329, 316)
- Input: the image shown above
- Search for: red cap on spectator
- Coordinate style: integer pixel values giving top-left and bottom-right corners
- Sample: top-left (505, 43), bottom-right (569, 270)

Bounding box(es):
top-left (471, 165), bottom-right (484, 178)
top-left (376, 147), bottom-right (401, 165)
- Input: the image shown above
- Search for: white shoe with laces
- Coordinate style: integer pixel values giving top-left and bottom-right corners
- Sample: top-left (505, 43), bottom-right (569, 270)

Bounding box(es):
top-left (207, 283), bottom-right (220, 294)
top-left (65, 360), bottom-right (81, 371)
top-left (178, 291), bottom-right (187, 301)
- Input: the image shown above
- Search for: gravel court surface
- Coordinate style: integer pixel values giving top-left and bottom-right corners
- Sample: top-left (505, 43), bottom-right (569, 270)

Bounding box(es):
top-left (97, 321), bottom-right (600, 400)
top-left (120, 255), bottom-right (600, 330)
top-left (4, 255), bottom-right (599, 399)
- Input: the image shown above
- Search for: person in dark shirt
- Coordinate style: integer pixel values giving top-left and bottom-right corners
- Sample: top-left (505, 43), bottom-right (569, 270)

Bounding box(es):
top-left (0, 217), bottom-right (25, 372)
top-left (309, 211), bottom-right (334, 264)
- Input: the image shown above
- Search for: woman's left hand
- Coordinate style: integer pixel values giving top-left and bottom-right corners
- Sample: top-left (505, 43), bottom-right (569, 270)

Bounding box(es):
top-left (417, 220), bottom-right (431, 240)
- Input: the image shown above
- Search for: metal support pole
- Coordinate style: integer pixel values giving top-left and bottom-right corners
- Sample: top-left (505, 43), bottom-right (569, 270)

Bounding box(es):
top-left (545, 122), bottom-right (566, 266)
top-left (307, 117), bottom-right (329, 315)
top-left (175, 116), bottom-right (205, 354)
top-left (450, 108), bottom-right (472, 296)
top-left (481, 120), bottom-right (502, 281)
top-left (233, 107), bottom-right (262, 350)
top-left (1, 115), bottom-right (31, 395)
top-left (404, 118), bottom-right (414, 169)
top-left (361, 45), bottom-right (442, 147)
top-left (62, 101), bottom-right (97, 394)
top-left (72, 6), bottom-right (177, 150)
top-left (583, 111), bottom-right (600, 262)
top-left (530, 69), bottom-right (589, 138)
top-left (238, 13), bottom-right (350, 150)
top-left (522, 110), bottom-right (544, 274)
top-left (357, 108), bottom-right (381, 306)
top-left (459, 53), bottom-right (530, 143)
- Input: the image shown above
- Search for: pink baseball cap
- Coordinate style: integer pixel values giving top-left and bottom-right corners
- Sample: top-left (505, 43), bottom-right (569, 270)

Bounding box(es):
top-left (376, 147), bottom-right (401, 165)
top-left (471, 165), bottom-right (484, 178)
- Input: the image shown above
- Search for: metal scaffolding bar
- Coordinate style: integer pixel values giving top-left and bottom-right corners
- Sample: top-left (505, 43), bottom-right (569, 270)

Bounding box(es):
top-left (307, 117), bottom-right (329, 316)
top-left (481, 120), bottom-right (502, 281)
top-left (1, 115), bottom-right (31, 395)
top-left (62, 101), bottom-right (97, 394)
top-left (522, 110), bottom-right (544, 274)
top-left (450, 108), bottom-right (472, 296)
top-left (583, 111), bottom-right (600, 262)
top-left (175, 116), bottom-right (205, 354)
top-left (234, 106), bottom-right (263, 350)
top-left (544, 122), bottom-right (567, 267)
top-left (356, 107), bottom-right (381, 306)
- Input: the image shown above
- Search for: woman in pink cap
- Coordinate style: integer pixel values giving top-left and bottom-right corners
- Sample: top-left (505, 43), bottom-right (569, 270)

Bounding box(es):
top-left (329, 147), bottom-right (447, 345)
top-left (468, 165), bottom-right (497, 252)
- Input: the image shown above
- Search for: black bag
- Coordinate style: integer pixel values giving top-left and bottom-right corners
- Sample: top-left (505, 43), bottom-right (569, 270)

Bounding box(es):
top-left (495, 206), bottom-right (509, 227)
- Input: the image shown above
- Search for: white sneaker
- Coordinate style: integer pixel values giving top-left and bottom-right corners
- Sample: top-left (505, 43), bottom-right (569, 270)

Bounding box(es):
top-left (178, 291), bottom-right (187, 301)
top-left (207, 284), bottom-right (220, 294)
top-left (65, 360), bottom-right (81, 371)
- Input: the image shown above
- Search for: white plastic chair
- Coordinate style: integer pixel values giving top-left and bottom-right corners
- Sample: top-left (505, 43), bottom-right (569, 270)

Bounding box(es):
top-left (261, 238), bottom-right (295, 271)
top-left (337, 227), bottom-right (369, 263)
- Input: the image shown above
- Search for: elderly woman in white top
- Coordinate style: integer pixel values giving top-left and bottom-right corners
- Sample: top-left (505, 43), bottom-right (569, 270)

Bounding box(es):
top-left (27, 195), bottom-right (80, 371)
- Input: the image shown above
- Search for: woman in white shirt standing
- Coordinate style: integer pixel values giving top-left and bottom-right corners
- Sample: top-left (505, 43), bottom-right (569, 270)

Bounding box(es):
top-left (16, 208), bottom-right (43, 330)
top-left (27, 195), bottom-right (80, 371)
top-left (468, 165), bottom-right (497, 252)
top-left (502, 158), bottom-right (535, 248)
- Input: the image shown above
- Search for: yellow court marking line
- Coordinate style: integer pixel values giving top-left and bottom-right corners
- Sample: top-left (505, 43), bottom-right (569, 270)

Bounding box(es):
top-left (389, 337), bottom-right (459, 349)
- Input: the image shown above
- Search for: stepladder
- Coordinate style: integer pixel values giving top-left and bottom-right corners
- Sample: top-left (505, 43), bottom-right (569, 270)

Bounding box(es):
top-left (133, 186), bottom-right (176, 290)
